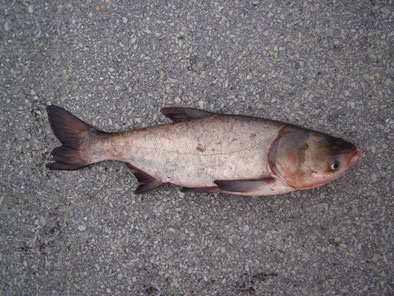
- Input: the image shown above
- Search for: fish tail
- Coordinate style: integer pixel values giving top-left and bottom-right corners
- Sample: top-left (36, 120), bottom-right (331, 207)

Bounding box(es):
top-left (46, 105), bottom-right (104, 170)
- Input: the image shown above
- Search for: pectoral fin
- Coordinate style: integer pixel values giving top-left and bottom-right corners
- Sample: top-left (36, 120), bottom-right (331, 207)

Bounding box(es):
top-left (214, 177), bottom-right (276, 193)
top-left (161, 107), bottom-right (213, 122)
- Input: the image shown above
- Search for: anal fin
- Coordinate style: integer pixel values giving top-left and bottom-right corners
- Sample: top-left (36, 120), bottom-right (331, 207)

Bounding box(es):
top-left (214, 177), bottom-right (276, 193)
top-left (126, 163), bottom-right (164, 194)
top-left (181, 186), bottom-right (221, 193)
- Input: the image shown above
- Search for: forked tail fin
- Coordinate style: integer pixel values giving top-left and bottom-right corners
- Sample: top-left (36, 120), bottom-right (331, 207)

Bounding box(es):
top-left (46, 105), bottom-right (102, 170)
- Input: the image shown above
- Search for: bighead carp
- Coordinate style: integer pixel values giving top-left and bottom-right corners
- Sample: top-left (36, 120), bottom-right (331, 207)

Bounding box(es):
top-left (46, 106), bottom-right (361, 196)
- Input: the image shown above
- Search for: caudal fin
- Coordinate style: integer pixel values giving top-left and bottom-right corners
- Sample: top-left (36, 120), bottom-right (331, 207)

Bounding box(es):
top-left (46, 105), bottom-right (100, 170)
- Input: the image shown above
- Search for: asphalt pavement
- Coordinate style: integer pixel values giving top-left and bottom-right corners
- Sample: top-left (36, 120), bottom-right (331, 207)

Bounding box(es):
top-left (0, 1), bottom-right (393, 295)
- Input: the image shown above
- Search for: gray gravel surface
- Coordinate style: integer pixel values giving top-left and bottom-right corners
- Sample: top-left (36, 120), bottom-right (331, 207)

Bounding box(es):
top-left (1, 1), bottom-right (393, 295)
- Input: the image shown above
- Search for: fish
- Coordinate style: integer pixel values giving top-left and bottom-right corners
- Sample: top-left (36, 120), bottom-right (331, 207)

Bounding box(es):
top-left (46, 105), bottom-right (361, 196)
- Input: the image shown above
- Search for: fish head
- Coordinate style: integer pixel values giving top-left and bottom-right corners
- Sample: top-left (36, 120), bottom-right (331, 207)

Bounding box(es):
top-left (269, 126), bottom-right (361, 190)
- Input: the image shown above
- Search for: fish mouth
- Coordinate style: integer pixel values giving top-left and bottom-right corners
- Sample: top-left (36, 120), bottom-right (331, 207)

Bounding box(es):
top-left (348, 151), bottom-right (361, 169)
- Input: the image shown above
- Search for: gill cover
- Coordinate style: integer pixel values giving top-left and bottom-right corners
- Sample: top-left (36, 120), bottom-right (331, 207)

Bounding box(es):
top-left (269, 125), bottom-right (358, 189)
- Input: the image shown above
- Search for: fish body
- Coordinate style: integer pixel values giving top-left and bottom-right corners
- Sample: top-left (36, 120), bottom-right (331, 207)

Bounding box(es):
top-left (46, 106), bottom-right (361, 196)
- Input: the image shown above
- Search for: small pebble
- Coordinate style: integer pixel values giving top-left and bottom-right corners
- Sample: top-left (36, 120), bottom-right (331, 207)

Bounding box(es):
top-left (78, 225), bottom-right (87, 232)
top-left (371, 173), bottom-right (377, 183)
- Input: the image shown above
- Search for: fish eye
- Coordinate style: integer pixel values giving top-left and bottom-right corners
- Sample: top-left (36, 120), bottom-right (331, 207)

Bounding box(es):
top-left (330, 160), bottom-right (341, 171)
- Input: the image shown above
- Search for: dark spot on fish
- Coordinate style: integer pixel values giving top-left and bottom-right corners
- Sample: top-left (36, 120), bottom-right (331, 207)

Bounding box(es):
top-left (305, 143), bottom-right (309, 149)
top-left (196, 144), bottom-right (205, 152)
top-left (250, 133), bottom-right (256, 138)
top-left (211, 148), bottom-right (215, 151)
top-left (231, 138), bottom-right (238, 142)
top-left (216, 141), bottom-right (222, 145)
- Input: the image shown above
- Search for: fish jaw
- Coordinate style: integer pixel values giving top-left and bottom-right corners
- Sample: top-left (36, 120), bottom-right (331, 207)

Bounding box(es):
top-left (348, 151), bottom-right (361, 169)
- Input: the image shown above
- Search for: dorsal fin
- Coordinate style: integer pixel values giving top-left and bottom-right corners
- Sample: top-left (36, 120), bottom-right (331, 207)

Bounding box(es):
top-left (161, 107), bottom-right (213, 122)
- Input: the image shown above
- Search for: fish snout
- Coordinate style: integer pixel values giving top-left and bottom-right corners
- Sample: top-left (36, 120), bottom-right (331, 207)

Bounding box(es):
top-left (348, 150), bottom-right (361, 169)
